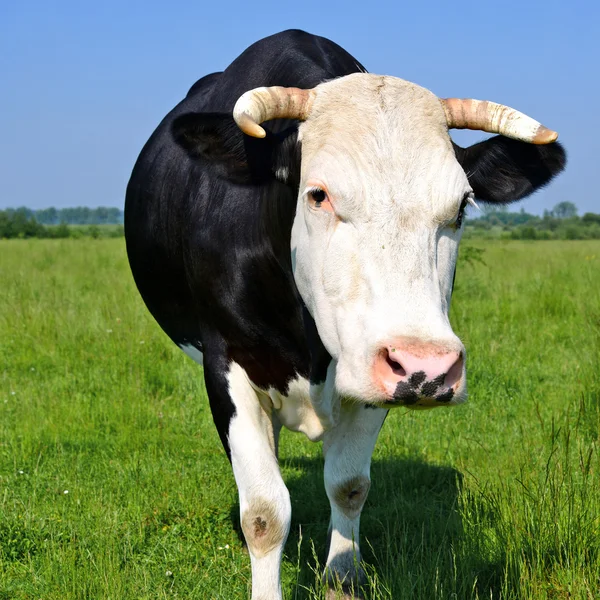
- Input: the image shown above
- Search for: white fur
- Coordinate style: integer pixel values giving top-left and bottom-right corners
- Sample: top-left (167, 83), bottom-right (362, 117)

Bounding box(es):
top-left (227, 360), bottom-right (386, 597)
top-left (275, 165), bottom-right (289, 181)
top-left (253, 375), bottom-right (331, 441)
top-left (227, 361), bottom-right (291, 600)
top-left (308, 360), bottom-right (341, 430)
top-left (292, 74), bottom-right (469, 405)
top-left (323, 402), bottom-right (388, 583)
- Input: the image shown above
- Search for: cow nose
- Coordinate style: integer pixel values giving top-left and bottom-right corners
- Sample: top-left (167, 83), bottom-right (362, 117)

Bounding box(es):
top-left (373, 342), bottom-right (464, 400)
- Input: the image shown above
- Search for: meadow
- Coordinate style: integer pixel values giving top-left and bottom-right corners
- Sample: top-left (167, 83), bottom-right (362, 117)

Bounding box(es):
top-left (0, 238), bottom-right (599, 599)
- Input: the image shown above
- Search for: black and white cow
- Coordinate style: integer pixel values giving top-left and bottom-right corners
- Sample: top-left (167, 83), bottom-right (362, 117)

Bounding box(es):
top-left (125, 29), bottom-right (565, 599)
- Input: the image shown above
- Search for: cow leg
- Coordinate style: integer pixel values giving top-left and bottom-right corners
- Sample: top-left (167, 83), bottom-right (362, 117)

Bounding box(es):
top-left (224, 360), bottom-right (291, 600)
top-left (322, 403), bottom-right (388, 599)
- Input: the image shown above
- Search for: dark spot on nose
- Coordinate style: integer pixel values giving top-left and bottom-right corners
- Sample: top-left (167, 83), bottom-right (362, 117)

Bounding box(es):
top-left (436, 389), bottom-right (455, 403)
top-left (421, 380), bottom-right (440, 397)
top-left (432, 372), bottom-right (447, 387)
top-left (393, 381), bottom-right (419, 405)
top-left (408, 371), bottom-right (427, 388)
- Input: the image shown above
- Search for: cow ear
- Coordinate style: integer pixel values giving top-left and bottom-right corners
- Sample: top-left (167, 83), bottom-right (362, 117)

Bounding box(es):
top-left (454, 137), bottom-right (566, 204)
top-left (172, 113), bottom-right (299, 185)
top-left (172, 112), bottom-right (250, 180)
top-left (271, 127), bottom-right (301, 187)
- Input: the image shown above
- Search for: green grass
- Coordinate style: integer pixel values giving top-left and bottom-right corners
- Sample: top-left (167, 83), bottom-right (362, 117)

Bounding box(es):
top-left (1, 238), bottom-right (599, 599)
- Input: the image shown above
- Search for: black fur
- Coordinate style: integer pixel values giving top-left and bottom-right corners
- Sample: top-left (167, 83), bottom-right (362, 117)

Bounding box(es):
top-left (125, 30), bottom-right (365, 456)
top-left (171, 113), bottom-right (300, 185)
top-left (302, 306), bottom-right (332, 385)
top-left (454, 137), bottom-right (566, 204)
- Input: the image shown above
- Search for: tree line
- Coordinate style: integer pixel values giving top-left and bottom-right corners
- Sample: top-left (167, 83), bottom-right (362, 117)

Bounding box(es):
top-left (5, 206), bottom-right (123, 225)
top-left (0, 207), bottom-right (123, 239)
top-left (465, 202), bottom-right (600, 240)
top-left (1, 202), bottom-right (599, 241)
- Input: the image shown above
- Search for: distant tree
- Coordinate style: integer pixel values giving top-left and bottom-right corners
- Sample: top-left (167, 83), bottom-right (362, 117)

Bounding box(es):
top-left (564, 226), bottom-right (579, 240)
top-left (59, 208), bottom-right (75, 224)
top-left (0, 211), bottom-right (10, 237)
top-left (0, 209), bottom-right (46, 238)
top-left (106, 207), bottom-right (122, 224)
top-left (52, 223), bottom-right (71, 238)
top-left (48, 206), bottom-right (123, 225)
top-left (552, 201), bottom-right (577, 219)
top-left (80, 206), bottom-right (92, 224)
top-left (582, 212), bottom-right (600, 225)
top-left (96, 207), bottom-right (109, 224)
top-left (513, 210), bottom-right (538, 226)
top-left (14, 206), bottom-right (35, 219)
top-left (36, 207), bottom-right (59, 225)
top-left (511, 226), bottom-right (537, 240)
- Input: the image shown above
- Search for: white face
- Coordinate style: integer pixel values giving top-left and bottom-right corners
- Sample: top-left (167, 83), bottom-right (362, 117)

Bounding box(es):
top-left (291, 74), bottom-right (470, 408)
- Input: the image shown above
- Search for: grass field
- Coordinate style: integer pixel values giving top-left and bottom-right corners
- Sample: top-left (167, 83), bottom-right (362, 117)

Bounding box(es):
top-left (1, 238), bottom-right (599, 599)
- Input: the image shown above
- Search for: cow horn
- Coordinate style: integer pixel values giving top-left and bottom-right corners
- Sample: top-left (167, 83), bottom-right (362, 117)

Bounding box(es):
top-left (441, 98), bottom-right (558, 144)
top-left (233, 86), bottom-right (316, 138)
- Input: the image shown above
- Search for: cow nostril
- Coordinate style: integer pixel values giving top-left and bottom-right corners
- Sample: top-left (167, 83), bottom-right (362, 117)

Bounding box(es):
top-left (444, 352), bottom-right (464, 389)
top-left (386, 352), bottom-right (406, 377)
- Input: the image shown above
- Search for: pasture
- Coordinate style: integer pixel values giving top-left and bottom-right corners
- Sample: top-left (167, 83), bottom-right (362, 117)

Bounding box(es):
top-left (1, 238), bottom-right (599, 599)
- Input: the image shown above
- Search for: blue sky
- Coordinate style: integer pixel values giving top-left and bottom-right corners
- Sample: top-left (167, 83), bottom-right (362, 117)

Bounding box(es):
top-left (1, 0), bottom-right (598, 214)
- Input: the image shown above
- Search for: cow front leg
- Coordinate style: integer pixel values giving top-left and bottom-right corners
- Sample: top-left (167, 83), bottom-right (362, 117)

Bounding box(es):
top-left (322, 403), bottom-right (388, 599)
top-left (226, 361), bottom-right (291, 600)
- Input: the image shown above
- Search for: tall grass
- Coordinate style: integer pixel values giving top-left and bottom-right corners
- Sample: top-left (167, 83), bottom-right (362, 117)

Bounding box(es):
top-left (0, 238), bottom-right (598, 599)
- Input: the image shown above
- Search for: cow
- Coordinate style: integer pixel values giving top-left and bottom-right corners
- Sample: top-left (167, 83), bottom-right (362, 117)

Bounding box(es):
top-left (125, 29), bottom-right (565, 600)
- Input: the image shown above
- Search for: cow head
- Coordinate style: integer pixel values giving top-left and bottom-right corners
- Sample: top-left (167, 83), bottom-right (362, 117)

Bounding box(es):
top-left (232, 74), bottom-right (565, 408)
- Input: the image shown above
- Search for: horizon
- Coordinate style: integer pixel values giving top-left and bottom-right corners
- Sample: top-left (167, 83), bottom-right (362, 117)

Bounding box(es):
top-left (2, 1), bottom-right (597, 214)
top-left (2, 202), bottom-right (596, 219)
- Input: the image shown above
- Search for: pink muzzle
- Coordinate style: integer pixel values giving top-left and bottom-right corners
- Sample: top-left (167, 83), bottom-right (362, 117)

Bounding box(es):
top-left (373, 340), bottom-right (464, 406)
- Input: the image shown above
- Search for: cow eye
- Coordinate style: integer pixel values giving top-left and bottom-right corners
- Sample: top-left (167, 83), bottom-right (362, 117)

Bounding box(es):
top-left (308, 187), bottom-right (328, 208)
